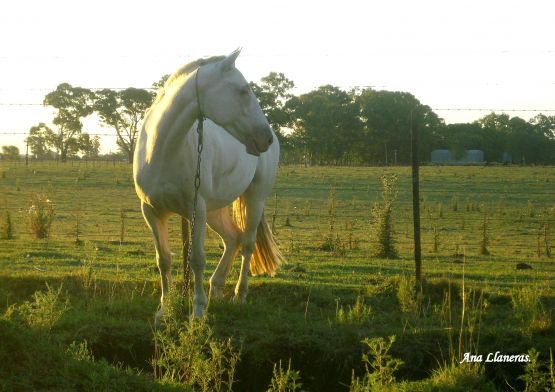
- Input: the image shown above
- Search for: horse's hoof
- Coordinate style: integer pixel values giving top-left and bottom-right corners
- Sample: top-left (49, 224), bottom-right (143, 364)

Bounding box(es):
top-left (154, 309), bottom-right (164, 329)
top-left (193, 303), bottom-right (205, 318)
top-left (233, 294), bottom-right (247, 304)
top-left (209, 287), bottom-right (224, 301)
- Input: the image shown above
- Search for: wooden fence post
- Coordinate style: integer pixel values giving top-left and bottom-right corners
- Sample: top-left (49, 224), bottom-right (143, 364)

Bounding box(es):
top-left (411, 110), bottom-right (422, 288)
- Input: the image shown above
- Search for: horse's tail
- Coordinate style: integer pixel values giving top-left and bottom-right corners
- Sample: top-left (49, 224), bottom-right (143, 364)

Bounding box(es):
top-left (232, 196), bottom-right (285, 276)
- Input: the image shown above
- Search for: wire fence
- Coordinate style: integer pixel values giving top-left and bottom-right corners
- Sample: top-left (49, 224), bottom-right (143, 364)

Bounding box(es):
top-left (1, 165), bottom-right (553, 261)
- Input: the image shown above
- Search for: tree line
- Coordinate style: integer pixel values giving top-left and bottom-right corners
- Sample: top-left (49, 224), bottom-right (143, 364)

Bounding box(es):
top-left (3, 72), bottom-right (554, 165)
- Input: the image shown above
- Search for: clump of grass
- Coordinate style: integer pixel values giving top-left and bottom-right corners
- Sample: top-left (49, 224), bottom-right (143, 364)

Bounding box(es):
top-left (451, 195), bottom-right (459, 212)
top-left (350, 335), bottom-right (403, 391)
top-left (396, 275), bottom-right (423, 315)
top-left (346, 220), bottom-right (359, 250)
top-left (325, 186), bottom-right (337, 234)
top-left (371, 175), bottom-right (398, 259)
top-left (272, 194), bottom-right (278, 234)
top-left (336, 294), bottom-right (372, 325)
top-left (28, 193), bottom-right (54, 239)
top-left (321, 186), bottom-right (344, 255)
top-left (432, 222), bottom-right (440, 253)
top-left (527, 200), bottom-right (536, 218)
top-left (284, 200), bottom-right (292, 227)
top-left (1, 210), bottom-right (15, 239)
top-left (267, 359), bottom-right (304, 392)
top-left (479, 211), bottom-right (489, 255)
top-left (67, 340), bottom-right (94, 362)
top-left (119, 208), bottom-right (126, 244)
top-left (544, 220), bottom-right (552, 258)
top-left (426, 363), bottom-right (495, 391)
top-left (511, 286), bottom-right (551, 335)
top-left (303, 200), bottom-right (311, 217)
top-left (73, 205), bottom-right (83, 245)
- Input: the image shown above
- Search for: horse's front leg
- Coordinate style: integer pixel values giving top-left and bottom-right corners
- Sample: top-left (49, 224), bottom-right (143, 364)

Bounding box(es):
top-left (190, 198), bottom-right (208, 318)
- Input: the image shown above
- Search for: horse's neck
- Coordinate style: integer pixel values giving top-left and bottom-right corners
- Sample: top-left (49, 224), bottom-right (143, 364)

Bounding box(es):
top-left (146, 79), bottom-right (198, 162)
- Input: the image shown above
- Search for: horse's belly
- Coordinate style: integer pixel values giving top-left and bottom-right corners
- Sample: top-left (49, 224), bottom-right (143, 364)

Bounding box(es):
top-left (206, 164), bottom-right (256, 210)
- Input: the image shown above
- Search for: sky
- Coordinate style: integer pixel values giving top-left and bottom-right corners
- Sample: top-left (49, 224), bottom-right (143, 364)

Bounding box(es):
top-left (1, 0), bottom-right (554, 154)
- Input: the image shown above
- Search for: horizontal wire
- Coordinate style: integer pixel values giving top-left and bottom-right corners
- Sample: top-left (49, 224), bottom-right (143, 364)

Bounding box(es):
top-left (1, 103), bottom-right (555, 111)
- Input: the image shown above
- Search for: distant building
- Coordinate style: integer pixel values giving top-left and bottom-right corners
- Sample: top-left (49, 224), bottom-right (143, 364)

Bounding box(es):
top-left (462, 150), bottom-right (484, 163)
top-left (502, 152), bottom-right (512, 164)
top-left (431, 149), bottom-right (484, 165)
top-left (431, 150), bottom-right (452, 164)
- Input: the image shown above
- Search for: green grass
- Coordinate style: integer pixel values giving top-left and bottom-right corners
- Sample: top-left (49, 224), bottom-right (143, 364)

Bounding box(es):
top-left (0, 161), bottom-right (554, 391)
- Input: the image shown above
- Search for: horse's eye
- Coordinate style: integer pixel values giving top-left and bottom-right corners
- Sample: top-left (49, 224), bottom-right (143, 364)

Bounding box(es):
top-left (240, 87), bottom-right (250, 96)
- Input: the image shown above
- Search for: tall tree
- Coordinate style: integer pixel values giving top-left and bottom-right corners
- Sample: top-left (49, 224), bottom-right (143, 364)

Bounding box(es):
top-left (530, 114), bottom-right (555, 139)
top-left (356, 89), bottom-right (442, 164)
top-left (250, 72), bottom-right (295, 143)
top-left (78, 133), bottom-right (100, 159)
top-left (43, 83), bottom-right (95, 162)
top-left (94, 88), bottom-right (154, 163)
top-left (1, 146), bottom-right (20, 160)
top-left (288, 85), bottom-right (363, 164)
top-left (26, 123), bottom-right (54, 159)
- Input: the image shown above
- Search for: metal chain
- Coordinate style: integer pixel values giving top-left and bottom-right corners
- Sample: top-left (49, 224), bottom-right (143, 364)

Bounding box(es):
top-left (183, 67), bottom-right (204, 296)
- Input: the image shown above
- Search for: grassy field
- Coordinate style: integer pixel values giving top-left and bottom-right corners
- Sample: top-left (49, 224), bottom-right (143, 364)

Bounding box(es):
top-left (0, 161), bottom-right (554, 391)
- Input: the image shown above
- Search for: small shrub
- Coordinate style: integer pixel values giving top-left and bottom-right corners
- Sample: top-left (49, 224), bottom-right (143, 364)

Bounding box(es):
top-left (518, 348), bottom-right (554, 392)
top-left (67, 340), bottom-right (94, 362)
top-left (371, 175), bottom-right (398, 259)
top-left (350, 335), bottom-right (403, 391)
top-left (153, 303), bottom-right (240, 392)
top-left (479, 212), bottom-right (489, 255)
top-left (511, 287), bottom-right (551, 335)
top-left (432, 223), bottom-right (440, 253)
top-left (17, 283), bottom-right (69, 333)
top-left (428, 363), bottom-right (496, 391)
top-left (320, 187), bottom-right (346, 255)
top-left (451, 195), bottom-right (459, 212)
top-left (544, 220), bottom-right (552, 258)
top-left (397, 275), bottom-right (422, 315)
top-left (1, 210), bottom-right (15, 239)
top-left (267, 359), bottom-right (304, 392)
top-left (28, 193), bottom-right (54, 239)
top-left (272, 194), bottom-right (278, 234)
top-left (346, 220), bottom-right (359, 250)
top-left (527, 200), bottom-right (536, 218)
top-left (119, 209), bottom-right (126, 243)
top-left (337, 295), bottom-right (372, 325)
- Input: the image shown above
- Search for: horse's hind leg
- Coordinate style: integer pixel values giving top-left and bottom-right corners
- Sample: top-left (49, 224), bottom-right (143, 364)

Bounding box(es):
top-left (207, 208), bottom-right (242, 300)
top-left (141, 202), bottom-right (172, 326)
top-left (235, 196), bottom-right (264, 303)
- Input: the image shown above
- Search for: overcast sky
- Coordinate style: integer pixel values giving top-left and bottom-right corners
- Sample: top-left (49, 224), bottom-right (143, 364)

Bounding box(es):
top-left (1, 0), bottom-right (554, 153)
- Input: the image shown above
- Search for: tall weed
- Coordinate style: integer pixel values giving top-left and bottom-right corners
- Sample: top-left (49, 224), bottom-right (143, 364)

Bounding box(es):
top-left (267, 359), bottom-right (304, 392)
top-left (28, 193), bottom-right (54, 239)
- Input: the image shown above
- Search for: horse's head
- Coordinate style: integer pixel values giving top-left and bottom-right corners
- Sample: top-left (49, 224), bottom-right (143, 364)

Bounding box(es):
top-left (197, 49), bottom-right (273, 156)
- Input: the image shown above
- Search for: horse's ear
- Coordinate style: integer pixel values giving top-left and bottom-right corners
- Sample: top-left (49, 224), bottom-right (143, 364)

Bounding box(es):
top-left (220, 48), bottom-right (242, 73)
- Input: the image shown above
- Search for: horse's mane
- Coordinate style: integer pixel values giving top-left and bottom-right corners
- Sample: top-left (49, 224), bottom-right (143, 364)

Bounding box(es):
top-left (151, 55), bottom-right (225, 108)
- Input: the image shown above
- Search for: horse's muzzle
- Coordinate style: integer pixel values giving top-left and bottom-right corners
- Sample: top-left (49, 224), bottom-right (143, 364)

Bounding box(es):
top-left (246, 127), bottom-right (273, 156)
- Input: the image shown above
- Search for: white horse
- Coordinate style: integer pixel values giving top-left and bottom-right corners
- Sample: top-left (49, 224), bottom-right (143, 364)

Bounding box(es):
top-left (133, 50), bottom-right (284, 323)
